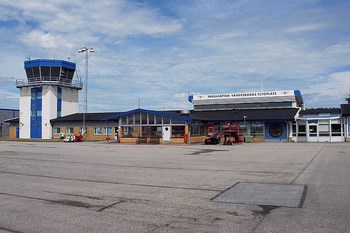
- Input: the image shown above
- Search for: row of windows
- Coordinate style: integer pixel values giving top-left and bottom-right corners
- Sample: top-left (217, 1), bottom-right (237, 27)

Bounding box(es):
top-left (293, 122), bottom-right (342, 137)
top-left (26, 67), bottom-right (74, 81)
top-left (54, 126), bottom-right (186, 137)
top-left (119, 113), bottom-right (186, 125)
top-left (207, 122), bottom-right (265, 137)
top-left (54, 127), bottom-right (112, 135)
top-left (121, 126), bottom-right (185, 138)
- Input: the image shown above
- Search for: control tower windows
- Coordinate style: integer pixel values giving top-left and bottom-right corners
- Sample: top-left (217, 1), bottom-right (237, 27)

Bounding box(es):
top-left (41, 66), bottom-right (50, 81)
top-left (51, 67), bottom-right (60, 80)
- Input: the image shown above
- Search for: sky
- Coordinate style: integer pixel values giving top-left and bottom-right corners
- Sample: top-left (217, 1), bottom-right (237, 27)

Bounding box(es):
top-left (1, 0), bottom-right (350, 112)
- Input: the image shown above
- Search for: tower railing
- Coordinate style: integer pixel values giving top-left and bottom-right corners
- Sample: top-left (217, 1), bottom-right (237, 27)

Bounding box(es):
top-left (16, 79), bottom-right (83, 89)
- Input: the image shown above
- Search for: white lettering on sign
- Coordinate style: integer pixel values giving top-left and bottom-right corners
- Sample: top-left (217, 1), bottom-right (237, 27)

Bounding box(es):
top-left (194, 90), bottom-right (294, 100)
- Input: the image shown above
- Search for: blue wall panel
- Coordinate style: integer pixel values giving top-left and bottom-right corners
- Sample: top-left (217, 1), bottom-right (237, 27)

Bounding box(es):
top-left (30, 87), bottom-right (42, 139)
top-left (265, 122), bottom-right (288, 142)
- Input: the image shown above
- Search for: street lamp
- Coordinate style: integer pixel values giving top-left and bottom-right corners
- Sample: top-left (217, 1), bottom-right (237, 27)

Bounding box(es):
top-left (78, 47), bottom-right (95, 134)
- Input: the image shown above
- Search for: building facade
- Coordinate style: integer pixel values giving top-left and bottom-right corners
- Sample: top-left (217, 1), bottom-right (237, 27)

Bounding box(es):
top-left (50, 108), bottom-right (193, 144)
top-left (294, 108), bottom-right (343, 142)
top-left (0, 108), bottom-right (19, 138)
top-left (7, 63), bottom-right (350, 144)
top-left (188, 90), bottom-right (303, 142)
top-left (341, 104), bottom-right (350, 142)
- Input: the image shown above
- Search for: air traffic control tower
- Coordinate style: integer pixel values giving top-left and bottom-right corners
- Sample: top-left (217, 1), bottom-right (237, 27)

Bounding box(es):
top-left (16, 59), bottom-right (82, 139)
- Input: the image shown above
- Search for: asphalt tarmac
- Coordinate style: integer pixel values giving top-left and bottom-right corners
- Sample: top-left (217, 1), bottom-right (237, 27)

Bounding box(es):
top-left (0, 141), bottom-right (349, 232)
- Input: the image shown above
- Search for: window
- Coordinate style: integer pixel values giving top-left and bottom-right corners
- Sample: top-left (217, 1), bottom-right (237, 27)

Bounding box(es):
top-left (51, 67), bottom-right (60, 78)
top-left (251, 122), bottom-right (264, 137)
top-left (171, 126), bottom-right (185, 137)
top-left (148, 115), bottom-right (155, 124)
top-left (26, 68), bottom-right (33, 79)
top-left (66, 127), bottom-right (74, 134)
top-left (141, 113), bottom-right (147, 124)
top-left (104, 127), bottom-right (112, 135)
top-left (298, 125), bottom-right (306, 137)
top-left (163, 116), bottom-right (170, 124)
top-left (94, 127), bottom-right (102, 135)
top-left (41, 66), bottom-right (50, 80)
top-left (309, 125), bottom-right (317, 137)
top-left (122, 126), bottom-right (134, 137)
top-left (191, 125), bottom-right (205, 136)
top-left (53, 127), bottom-right (61, 134)
top-left (269, 124), bottom-right (283, 138)
top-left (134, 113), bottom-right (140, 124)
top-left (238, 123), bottom-right (248, 136)
top-left (319, 123), bottom-right (329, 136)
top-left (331, 124), bottom-right (341, 136)
top-left (120, 116), bottom-right (126, 125)
top-left (67, 69), bottom-right (74, 80)
top-left (155, 115), bottom-right (162, 124)
top-left (33, 66), bottom-right (40, 78)
top-left (172, 118), bottom-right (186, 124)
top-left (126, 115), bottom-right (132, 125)
top-left (142, 126), bottom-right (162, 137)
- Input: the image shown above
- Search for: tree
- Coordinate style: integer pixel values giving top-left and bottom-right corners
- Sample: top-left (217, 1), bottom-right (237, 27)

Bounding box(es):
top-left (346, 96), bottom-right (350, 104)
top-left (346, 94), bottom-right (350, 104)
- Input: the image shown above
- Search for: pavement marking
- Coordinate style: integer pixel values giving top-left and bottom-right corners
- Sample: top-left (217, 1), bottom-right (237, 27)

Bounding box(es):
top-left (0, 170), bottom-right (222, 192)
top-left (291, 145), bottom-right (325, 184)
top-left (0, 156), bottom-right (292, 174)
top-left (0, 226), bottom-right (24, 233)
top-left (212, 182), bottom-right (307, 208)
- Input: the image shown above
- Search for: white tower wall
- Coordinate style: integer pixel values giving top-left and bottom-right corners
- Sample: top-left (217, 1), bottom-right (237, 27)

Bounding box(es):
top-left (18, 85), bottom-right (80, 139)
top-left (61, 87), bottom-right (79, 116)
top-left (41, 86), bottom-right (57, 139)
top-left (19, 87), bottom-right (31, 139)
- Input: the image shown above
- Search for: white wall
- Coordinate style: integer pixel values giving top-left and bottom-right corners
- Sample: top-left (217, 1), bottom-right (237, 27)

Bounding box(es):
top-left (41, 86), bottom-right (57, 139)
top-left (19, 87), bottom-right (31, 139)
top-left (61, 87), bottom-right (79, 116)
top-left (41, 86), bottom-right (79, 139)
top-left (19, 85), bottom-right (79, 139)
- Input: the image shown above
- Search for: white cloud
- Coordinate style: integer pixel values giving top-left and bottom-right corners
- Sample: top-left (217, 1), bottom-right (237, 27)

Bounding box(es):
top-left (1, 0), bottom-right (350, 110)
top-left (303, 71), bottom-right (350, 107)
top-left (20, 30), bottom-right (66, 49)
top-left (284, 23), bottom-right (326, 33)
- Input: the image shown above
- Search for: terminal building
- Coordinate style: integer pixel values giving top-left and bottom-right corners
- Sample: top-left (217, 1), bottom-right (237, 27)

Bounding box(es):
top-left (188, 90), bottom-right (303, 142)
top-left (5, 58), bottom-right (350, 143)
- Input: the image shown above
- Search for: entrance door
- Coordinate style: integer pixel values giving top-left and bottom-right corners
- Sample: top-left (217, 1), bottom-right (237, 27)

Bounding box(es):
top-left (30, 120), bottom-right (42, 139)
top-left (308, 124), bottom-right (318, 142)
top-left (162, 126), bottom-right (171, 143)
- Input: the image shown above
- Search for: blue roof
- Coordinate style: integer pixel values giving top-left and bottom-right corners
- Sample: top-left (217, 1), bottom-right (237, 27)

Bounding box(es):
top-left (24, 59), bottom-right (76, 70)
top-left (101, 108), bottom-right (192, 122)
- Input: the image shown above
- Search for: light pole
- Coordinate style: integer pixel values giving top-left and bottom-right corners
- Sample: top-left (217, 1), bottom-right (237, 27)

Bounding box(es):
top-left (78, 47), bottom-right (95, 134)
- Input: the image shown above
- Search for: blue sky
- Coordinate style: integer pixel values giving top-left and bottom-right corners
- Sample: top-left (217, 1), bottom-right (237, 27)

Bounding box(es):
top-left (1, 0), bottom-right (350, 112)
